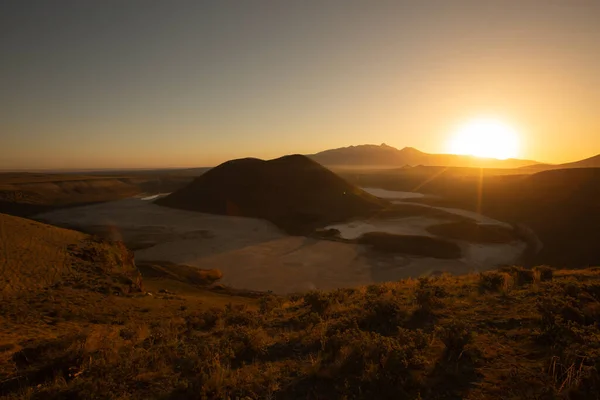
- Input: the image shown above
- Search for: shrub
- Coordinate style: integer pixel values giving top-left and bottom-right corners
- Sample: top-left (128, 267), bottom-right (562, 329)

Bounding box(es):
top-left (186, 308), bottom-right (223, 331)
top-left (259, 294), bottom-right (283, 314)
top-left (224, 304), bottom-right (258, 327)
top-left (224, 326), bottom-right (272, 364)
top-left (479, 271), bottom-right (511, 293)
top-left (319, 328), bottom-right (430, 397)
top-left (500, 266), bottom-right (535, 287)
top-left (366, 284), bottom-right (389, 296)
top-left (361, 295), bottom-right (409, 335)
top-left (436, 320), bottom-right (473, 360)
top-left (536, 297), bottom-right (581, 347)
top-left (533, 266), bottom-right (554, 283)
top-left (414, 278), bottom-right (446, 311)
top-left (303, 291), bottom-right (333, 315)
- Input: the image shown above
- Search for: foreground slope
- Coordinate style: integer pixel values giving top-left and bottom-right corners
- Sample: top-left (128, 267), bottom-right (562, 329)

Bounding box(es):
top-left (0, 213), bottom-right (143, 298)
top-left (157, 155), bottom-right (387, 234)
top-left (2, 264), bottom-right (600, 399)
top-left (0, 215), bottom-right (257, 398)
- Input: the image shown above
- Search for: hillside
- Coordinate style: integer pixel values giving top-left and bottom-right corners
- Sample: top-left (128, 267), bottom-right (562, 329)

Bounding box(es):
top-left (156, 155), bottom-right (388, 234)
top-left (2, 256), bottom-right (600, 398)
top-left (521, 153), bottom-right (600, 172)
top-left (2, 214), bottom-right (600, 399)
top-left (0, 213), bottom-right (142, 299)
top-left (309, 143), bottom-right (539, 168)
top-left (0, 173), bottom-right (193, 217)
top-left (340, 167), bottom-right (600, 267)
top-left (0, 214), bottom-right (261, 398)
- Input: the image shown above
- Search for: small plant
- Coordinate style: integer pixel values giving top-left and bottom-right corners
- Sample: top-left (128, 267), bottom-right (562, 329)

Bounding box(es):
top-left (224, 303), bottom-right (258, 327)
top-left (436, 320), bottom-right (473, 360)
top-left (366, 284), bottom-right (389, 296)
top-left (224, 326), bottom-right (272, 364)
top-left (547, 355), bottom-right (589, 395)
top-left (186, 308), bottom-right (223, 331)
top-left (361, 295), bottom-right (409, 335)
top-left (414, 277), bottom-right (446, 311)
top-left (303, 291), bottom-right (333, 315)
top-left (479, 271), bottom-right (510, 293)
top-left (533, 266), bottom-right (554, 283)
top-left (501, 266), bottom-right (534, 287)
top-left (259, 294), bottom-right (284, 314)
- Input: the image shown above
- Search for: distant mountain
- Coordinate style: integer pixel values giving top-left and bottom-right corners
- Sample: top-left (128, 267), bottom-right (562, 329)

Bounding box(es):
top-left (308, 143), bottom-right (540, 169)
top-left (156, 155), bottom-right (387, 234)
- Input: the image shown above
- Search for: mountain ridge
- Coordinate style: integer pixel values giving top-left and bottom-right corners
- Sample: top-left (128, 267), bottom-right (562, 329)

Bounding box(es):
top-left (308, 143), bottom-right (540, 168)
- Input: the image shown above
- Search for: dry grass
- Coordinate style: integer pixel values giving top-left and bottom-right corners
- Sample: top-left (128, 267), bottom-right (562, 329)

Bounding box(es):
top-left (2, 264), bottom-right (600, 399)
top-left (0, 213), bottom-right (85, 297)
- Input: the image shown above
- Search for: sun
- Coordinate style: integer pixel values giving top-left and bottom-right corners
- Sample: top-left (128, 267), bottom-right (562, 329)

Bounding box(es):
top-left (448, 118), bottom-right (520, 160)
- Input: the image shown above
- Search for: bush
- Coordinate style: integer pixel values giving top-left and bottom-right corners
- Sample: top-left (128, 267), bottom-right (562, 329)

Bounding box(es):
top-left (303, 291), bottom-right (333, 315)
top-left (259, 294), bottom-right (283, 314)
top-left (414, 278), bottom-right (446, 311)
top-left (533, 266), bottom-right (554, 283)
top-left (186, 308), bottom-right (223, 331)
top-left (479, 271), bottom-right (511, 293)
top-left (224, 304), bottom-right (258, 327)
top-left (319, 328), bottom-right (430, 397)
top-left (224, 326), bottom-right (272, 364)
top-left (361, 295), bottom-right (409, 335)
top-left (499, 266), bottom-right (535, 287)
top-left (436, 320), bottom-right (473, 360)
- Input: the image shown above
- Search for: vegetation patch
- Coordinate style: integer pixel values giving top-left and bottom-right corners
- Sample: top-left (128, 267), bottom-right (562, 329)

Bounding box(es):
top-left (479, 271), bottom-right (512, 293)
top-left (137, 261), bottom-right (222, 286)
top-left (356, 232), bottom-right (462, 259)
top-left (2, 268), bottom-right (600, 398)
top-left (427, 221), bottom-right (516, 244)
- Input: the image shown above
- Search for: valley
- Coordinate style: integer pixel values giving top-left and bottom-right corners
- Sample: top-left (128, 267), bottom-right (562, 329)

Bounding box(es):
top-left (35, 187), bottom-right (528, 294)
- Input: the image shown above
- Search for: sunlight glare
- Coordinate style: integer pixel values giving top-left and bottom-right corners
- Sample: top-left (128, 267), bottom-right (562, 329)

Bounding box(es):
top-left (448, 118), bottom-right (520, 159)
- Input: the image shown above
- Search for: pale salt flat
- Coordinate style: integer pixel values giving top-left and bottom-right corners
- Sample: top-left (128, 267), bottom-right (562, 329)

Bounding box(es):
top-left (35, 189), bottom-right (528, 294)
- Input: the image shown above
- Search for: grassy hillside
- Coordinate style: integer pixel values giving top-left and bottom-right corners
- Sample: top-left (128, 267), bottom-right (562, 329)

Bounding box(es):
top-left (0, 173), bottom-right (193, 217)
top-left (0, 213), bottom-right (143, 299)
top-left (0, 215), bottom-right (261, 399)
top-left (2, 260), bottom-right (600, 399)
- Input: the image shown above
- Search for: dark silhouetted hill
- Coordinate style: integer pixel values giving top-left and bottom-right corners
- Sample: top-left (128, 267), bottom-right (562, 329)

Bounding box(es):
top-left (340, 166), bottom-right (600, 267)
top-left (309, 143), bottom-right (539, 168)
top-left (156, 155), bottom-right (388, 234)
top-left (521, 153), bottom-right (600, 172)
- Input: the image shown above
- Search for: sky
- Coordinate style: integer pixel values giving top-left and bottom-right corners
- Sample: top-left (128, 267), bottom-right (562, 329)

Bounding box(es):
top-left (1, 0), bottom-right (599, 169)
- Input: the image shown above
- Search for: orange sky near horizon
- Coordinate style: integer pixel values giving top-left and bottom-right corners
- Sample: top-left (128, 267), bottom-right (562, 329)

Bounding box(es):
top-left (1, 1), bottom-right (599, 170)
